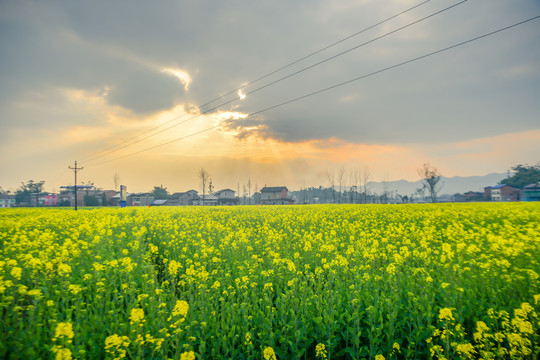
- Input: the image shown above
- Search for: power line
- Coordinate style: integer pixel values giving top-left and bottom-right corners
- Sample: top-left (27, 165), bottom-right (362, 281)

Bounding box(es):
top-left (68, 161), bottom-right (83, 211)
top-left (84, 0), bottom-right (431, 163)
top-left (85, 14), bottom-right (540, 168)
top-left (243, 0), bottom-right (468, 98)
top-left (250, 15), bottom-right (540, 115)
top-left (195, 0), bottom-right (433, 109)
top-left (84, 0), bottom-right (459, 163)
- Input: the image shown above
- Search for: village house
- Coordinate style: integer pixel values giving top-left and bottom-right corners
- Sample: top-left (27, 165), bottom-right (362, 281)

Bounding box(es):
top-left (128, 193), bottom-right (155, 206)
top-left (168, 190), bottom-right (200, 206)
top-left (101, 190), bottom-right (119, 206)
top-left (521, 183), bottom-right (540, 201)
top-left (451, 193), bottom-right (467, 202)
top-left (214, 189), bottom-right (239, 205)
top-left (260, 186), bottom-right (295, 205)
top-left (464, 191), bottom-right (483, 202)
top-left (487, 184), bottom-right (519, 202)
top-left (0, 194), bottom-right (16, 208)
top-left (200, 195), bottom-right (219, 206)
top-left (29, 192), bottom-right (58, 206)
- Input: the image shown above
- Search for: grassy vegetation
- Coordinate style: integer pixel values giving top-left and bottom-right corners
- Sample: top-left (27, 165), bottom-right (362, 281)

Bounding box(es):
top-left (0, 203), bottom-right (539, 359)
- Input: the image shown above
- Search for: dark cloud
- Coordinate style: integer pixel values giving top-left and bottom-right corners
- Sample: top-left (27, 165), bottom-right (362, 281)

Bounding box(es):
top-left (1, 0), bottom-right (539, 144)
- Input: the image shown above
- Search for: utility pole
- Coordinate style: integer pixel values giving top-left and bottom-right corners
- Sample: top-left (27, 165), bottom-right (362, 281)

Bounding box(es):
top-left (69, 161), bottom-right (83, 210)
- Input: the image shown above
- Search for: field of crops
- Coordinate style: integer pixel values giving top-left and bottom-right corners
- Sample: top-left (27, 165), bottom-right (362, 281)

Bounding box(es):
top-left (0, 203), bottom-right (539, 359)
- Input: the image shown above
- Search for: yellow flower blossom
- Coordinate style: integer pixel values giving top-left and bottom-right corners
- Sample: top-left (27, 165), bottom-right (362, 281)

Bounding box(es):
top-left (168, 260), bottom-right (181, 276)
top-left (105, 334), bottom-right (130, 359)
top-left (52, 347), bottom-right (72, 360)
top-left (57, 263), bottom-right (71, 276)
top-left (244, 332), bottom-right (252, 346)
top-left (180, 350), bottom-right (196, 360)
top-left (54, 322), bottom-right (74, 340)
top-left (130, 308), bottom-right (145, 325)
top-left (10, 266), bottom-right (22, 280)
top-left (315, 343), bottom-right (327, 359)
top-left (263, 347), bottom-right (277, 360)
top-left (438, 308), bottom-right (455, 321)
top-left (173, 300), bottom-right (189, 317)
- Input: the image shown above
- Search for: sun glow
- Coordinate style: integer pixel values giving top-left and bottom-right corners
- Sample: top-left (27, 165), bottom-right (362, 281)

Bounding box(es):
top-left (238, 89), bottom-right (246, 100)
top-left (212, 111), bottom-right (249, 122)
top-left (161, 67), bottom-right (192, 91)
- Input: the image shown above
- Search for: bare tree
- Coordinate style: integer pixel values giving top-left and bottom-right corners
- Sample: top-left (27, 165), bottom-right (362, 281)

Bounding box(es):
top-left (415, 187), bottom-right (426, 202)
top-left (199, 168), bottom-right (210, 201)
top-left (113, 173), bottom-right (120, 191)
top-left (299, 179), bottom-right (307, 204)
top-left (254, 182), bottom-right (259, 204)
top-left (362, 167), bottom-right (371, 204)
top-left (326, 170), bottom-right (336, 203)
top-left (382, 174), bottom-right (389, 204)
top-left (337, 167), bottom-right (346, 204)
top-left (351, 169), bottom-right (360, 203)
top-left (247, 178), bottom-right (251, 205)
top-left (208, 178), bottom-right (214, 195)
top-left (418, 162), bottom-right (442, 203)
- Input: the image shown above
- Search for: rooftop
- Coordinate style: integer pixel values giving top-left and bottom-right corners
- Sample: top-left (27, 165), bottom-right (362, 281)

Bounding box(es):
top-left (261, 186), bottom-right (288, 192)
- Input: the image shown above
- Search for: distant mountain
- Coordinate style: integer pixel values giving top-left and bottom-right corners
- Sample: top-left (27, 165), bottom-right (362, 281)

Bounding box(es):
top-left (367, 173), bottom-right (507, 196)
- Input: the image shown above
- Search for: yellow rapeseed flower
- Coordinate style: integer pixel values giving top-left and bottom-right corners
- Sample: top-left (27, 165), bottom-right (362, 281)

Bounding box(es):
top-left (10, 266), bottom-right (22, 280)
top-left (315, 343), bottom-right (327, 359)
top-left (57, 263), bottom-right (72, 276)
top-left (438, 308), bottom-right (455, 321)
top-left (456, 343), bottom-right (476, 359)
top-left (173, 300), bottom-right (189, 317)
top-left (105, 334), bottom-right (130, 359)
top-left (168, 260), bottom-right (181, 276)
top-left (130, 308), bottom-right (145, 325)
top-left (54, 322), bottom-right (74, 340)
top-left (52, 347), bottom-right (72, 360)
top-left (180, 350), bottom-right (195, 360)
top-left (244, 332), bottom-right (252, 346)
top-left (263, 347), bottom-right (277, 360)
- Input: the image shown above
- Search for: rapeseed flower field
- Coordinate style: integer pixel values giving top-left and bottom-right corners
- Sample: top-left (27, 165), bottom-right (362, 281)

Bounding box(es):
top-left (0, 203), bottom-right (538, 359)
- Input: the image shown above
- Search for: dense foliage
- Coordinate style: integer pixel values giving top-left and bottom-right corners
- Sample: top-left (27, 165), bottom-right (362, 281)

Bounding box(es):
top-left (500, 164), bottom-right (540, 189)
top-left (0, 204), bottom-right (539, 359)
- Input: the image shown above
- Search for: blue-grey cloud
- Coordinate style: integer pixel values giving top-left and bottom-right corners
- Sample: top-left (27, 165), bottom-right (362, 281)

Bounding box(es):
top-left (1, 0), bottom-right (539, 145)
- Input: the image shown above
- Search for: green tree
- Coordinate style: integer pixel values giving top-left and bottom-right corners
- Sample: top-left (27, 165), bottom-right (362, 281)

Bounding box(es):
top-left (500, 163), bottom-right (540, 188)
top-left (15, 180), bottom-right (45, 204)
top-left (84, 194), bottom-right (100, 206)
top-left (151, 185), bottom-right (169, 200)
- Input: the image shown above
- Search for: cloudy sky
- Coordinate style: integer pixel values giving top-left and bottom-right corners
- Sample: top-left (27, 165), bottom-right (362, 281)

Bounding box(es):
top-left (1, 0), bottom-right (539, 193)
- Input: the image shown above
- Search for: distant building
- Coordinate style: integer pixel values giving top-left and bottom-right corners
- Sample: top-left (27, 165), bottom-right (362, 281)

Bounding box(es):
top-left (484, 186), bottom-right (492, 200)
top-left (488, 184), bottom-right (519, 202)
top-left (128, 193), bottom-right (155, 206)
top-left (452, 193), bottom-right (467, 202)
top-left (29, 192), bottom-right (58, 206)
top-left (58, 186), bottom-right (95, 207)
top-left (521, 183), bottom-right (540, 201)
top-left (0, 194), bottom-right (16, 208)
top-left (464, 191), bottom-right (484, 202)
top-left (169, 190), bottom-right (200, 206)
top-left (214, 189), bottom-right (239, 205)
top-left (102, 190), bottom-right (119, 206)
top-left (260, 186), bottom-right (294, 205)
top-left (252, 191), bottom-right (261, 205)
top-left (201, 195), bottom-right (219, 206)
